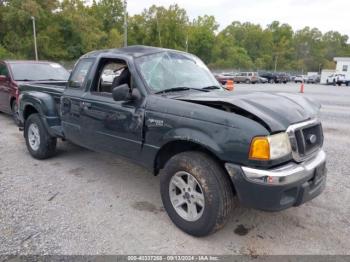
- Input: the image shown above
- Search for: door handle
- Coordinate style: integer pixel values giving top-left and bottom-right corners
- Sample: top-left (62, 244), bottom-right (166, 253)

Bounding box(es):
top-left (80, 101), bottom-right (92, 110)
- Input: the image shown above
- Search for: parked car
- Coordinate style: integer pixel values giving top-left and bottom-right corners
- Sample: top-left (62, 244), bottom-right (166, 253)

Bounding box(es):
top-left (234, 72), bottom-right (258, 84)
top-left (214, 72), bottom-right (236, 85)
top-left (258, 76), bottom-right (268, 83)
top-left (290, 75), bottom-right (296, 82)
top-left (259, 72), bottom-right (280, 83)
top-left (277, 73), bottom-right (290, 83)
top-left (0, 60), bottom-right (69, 124)
top-left (306, 75), bottom-right (320, 84)
top-left (346, 78), bottom-right (350, 86)
top-left (18, 46), bottom-right (327, 237)
top-left (326, 73), bottom-right (346, 86)
top-left (294, 75), bottom-right (308, 83)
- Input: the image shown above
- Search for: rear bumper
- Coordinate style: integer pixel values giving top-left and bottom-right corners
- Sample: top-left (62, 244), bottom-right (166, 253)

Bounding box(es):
top-left (225, 150), bottom-right (327, 211)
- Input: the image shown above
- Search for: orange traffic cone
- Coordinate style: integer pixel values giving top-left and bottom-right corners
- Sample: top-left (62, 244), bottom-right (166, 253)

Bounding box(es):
top-left (300, 81), bottom-right (304, 93)
top-left (226, 80), bottom-right (234, 91)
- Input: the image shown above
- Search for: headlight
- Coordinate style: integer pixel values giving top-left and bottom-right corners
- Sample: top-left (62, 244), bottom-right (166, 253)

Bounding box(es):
top-left (249, 133), bottom-right (291, 160)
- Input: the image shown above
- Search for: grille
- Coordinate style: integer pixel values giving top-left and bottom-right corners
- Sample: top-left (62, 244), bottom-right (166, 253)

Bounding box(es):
top-left (287, 120), bottom-right (323, 162)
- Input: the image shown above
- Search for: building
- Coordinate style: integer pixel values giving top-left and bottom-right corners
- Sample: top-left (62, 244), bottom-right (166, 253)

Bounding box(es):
top-left (320, 57), bottom-right (350, 84)
top-left (334, 57), bottom-right (350, 75)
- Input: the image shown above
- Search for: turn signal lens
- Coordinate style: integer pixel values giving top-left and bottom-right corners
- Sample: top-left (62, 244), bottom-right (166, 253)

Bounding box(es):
top-left (249, 137), bottom-right (270, 160)
top-left (249, 133), bottom-right (292, 161)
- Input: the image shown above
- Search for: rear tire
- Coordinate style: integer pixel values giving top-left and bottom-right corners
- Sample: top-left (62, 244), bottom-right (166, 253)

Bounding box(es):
top-left (24, 113), bottom-right (57, 159)
top-left (160, 151), bottom-right (234, 237)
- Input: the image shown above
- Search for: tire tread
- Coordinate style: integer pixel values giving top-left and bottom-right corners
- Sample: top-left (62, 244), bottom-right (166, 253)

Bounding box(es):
top-left (24, 113), bottom-right (57, 159)
top-left (161, 151), bottom-right (234, 236)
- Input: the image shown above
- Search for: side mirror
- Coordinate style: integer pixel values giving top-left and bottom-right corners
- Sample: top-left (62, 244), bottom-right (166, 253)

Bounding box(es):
top-left (112, 84), bottom-right (142, 102)
top-left (0, 75), bottom-right (8, 81)
top-left (112, 84), bottom-right (130, 101)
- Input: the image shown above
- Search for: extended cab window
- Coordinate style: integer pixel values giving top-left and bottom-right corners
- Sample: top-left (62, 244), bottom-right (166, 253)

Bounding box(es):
top-left (69, 59), bottom-right (93, 88)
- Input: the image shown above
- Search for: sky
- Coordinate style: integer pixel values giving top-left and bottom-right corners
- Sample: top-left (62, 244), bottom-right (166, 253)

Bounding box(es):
top-left (126, 0), bottom-right (350, 37)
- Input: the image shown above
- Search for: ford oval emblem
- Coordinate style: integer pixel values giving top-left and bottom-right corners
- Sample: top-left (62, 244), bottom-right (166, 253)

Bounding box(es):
top-left (308, 134), bottom-right (317, 144)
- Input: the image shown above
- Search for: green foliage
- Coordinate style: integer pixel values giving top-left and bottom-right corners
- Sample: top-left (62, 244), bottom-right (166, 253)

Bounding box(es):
top-left (188, 15), bottom-right (218, 63)
top-left (128, 4), bottom-right (188, 50)
top-left (0, 0), bottom-right (349, 72)
top-left (90, 0), bottom-right (124, 32)
top-left (0, 44), bottom-right (14, 59)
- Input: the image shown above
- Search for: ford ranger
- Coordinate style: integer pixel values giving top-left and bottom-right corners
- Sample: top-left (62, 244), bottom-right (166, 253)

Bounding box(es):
top-left (18, 46), bottom-right (327, 237)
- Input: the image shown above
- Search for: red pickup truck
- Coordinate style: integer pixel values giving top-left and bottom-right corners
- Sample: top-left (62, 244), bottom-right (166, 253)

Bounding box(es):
top-left (0, 60), bottom-right (69, 123)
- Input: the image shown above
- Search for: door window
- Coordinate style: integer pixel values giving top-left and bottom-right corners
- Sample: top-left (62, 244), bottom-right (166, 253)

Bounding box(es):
top-left (68, 59), bottom-right (93, 88)
top-left (0, 64), bottom-right (9, 77)
top-left (91, 59), bottom-right (131, 95)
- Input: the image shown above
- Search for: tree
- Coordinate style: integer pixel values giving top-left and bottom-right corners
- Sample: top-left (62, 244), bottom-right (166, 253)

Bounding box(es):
top-left (187, 15), bottom-right (218, 63)
top-left (128, 4), bottom-right (188, 49)
top-left (90, 0), bottom-right (124, 32)
top-left (293, 27), bottom-right (324, 72)
top-left (0, 1), bottom-right (349, 70)
top-left (266, 21), bottom-right (294, 71)
top-left (211, 32), bottom-right (253, 69)
top-left (0, 44), bottom-right (13, 59)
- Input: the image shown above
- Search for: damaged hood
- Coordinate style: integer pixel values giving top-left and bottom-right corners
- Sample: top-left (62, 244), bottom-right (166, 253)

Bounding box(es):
top-left (175, 91), bottom-right (321, 132)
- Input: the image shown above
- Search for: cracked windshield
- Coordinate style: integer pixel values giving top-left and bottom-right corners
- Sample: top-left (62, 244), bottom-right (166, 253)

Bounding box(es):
top-left (137, 52), bottom-right (220, 92)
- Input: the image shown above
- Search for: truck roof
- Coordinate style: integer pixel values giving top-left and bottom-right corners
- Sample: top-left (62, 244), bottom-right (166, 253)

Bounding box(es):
top-left (3, 60), bottom-right (58, 64)
top-left (82, 45), bottom-right (177, 59)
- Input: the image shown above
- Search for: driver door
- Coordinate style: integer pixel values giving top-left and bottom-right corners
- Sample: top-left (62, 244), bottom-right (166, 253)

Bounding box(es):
top-left (79, 58), bottom-right (144, 161)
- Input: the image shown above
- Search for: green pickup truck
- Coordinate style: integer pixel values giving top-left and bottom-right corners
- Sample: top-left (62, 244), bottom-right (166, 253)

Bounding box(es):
top-left (18, 46), bottom-right (327, 236)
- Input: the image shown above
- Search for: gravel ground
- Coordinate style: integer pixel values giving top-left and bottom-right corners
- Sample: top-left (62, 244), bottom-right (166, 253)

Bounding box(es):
top-left (0, 83), bottom-right (349, 255)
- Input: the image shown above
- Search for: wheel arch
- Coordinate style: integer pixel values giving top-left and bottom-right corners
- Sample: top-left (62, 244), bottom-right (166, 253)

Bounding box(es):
top-left (153, 139), bottom-right (236, 195)
top-left (154, 140), bottom-right (223, 175)
top-left (20, 91), bottom-right (58, 119)
top-left (23, 104), bottom-right (39, 121)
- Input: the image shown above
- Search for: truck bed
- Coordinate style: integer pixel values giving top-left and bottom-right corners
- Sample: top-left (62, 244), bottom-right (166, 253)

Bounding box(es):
top-left (19, 81), bottom-right (66, 95)
top-left (19, 81), bottom-right (66, 108)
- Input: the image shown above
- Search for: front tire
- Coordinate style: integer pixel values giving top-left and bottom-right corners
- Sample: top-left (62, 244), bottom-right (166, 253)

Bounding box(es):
top-left (160, 151), bottom-right (234, 237)
top-left (24, 113), bottom-right (57, 159)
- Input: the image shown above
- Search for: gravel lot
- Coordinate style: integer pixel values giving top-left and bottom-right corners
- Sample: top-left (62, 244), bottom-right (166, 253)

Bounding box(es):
top-left (0, 83), bottom-right (349, 255)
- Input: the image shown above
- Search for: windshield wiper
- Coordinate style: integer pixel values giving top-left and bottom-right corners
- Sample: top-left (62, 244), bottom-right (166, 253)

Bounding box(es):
top-left (155, 87), bottom-right (209, 94)
top-left (15, 79), bottom-right (32, 81)
top-left (38, 79), bottom-right (65, 81)
top-left (202, 85), bottom-right (222, 90)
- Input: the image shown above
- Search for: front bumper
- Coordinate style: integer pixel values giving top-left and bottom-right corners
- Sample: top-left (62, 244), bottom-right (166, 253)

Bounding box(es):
top-left (225, 150), bottom-right (327, 211)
